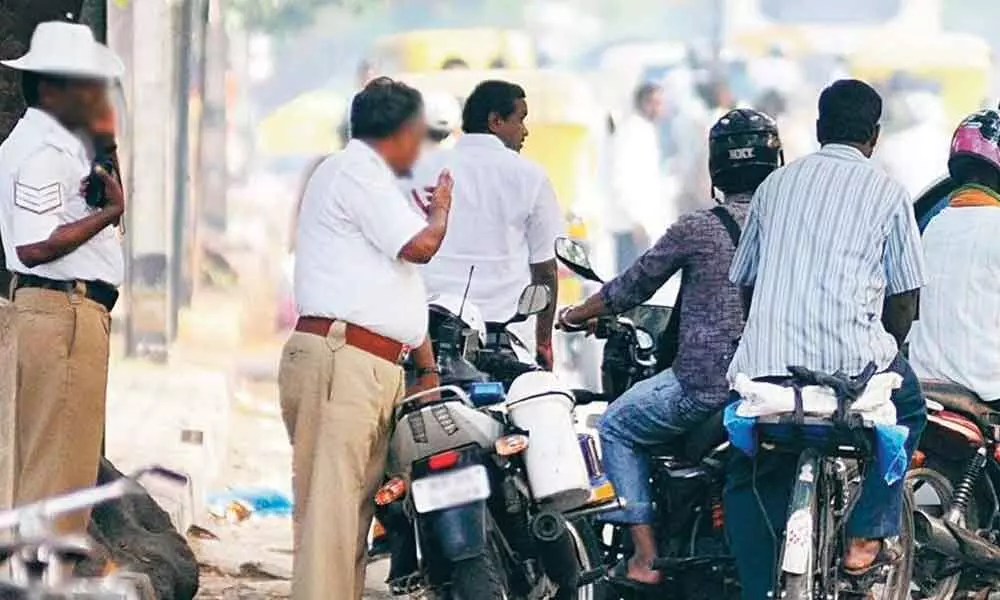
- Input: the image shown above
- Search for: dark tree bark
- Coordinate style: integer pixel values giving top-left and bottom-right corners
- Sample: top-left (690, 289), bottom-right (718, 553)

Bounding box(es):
top-left (0, 0), bottom-right (85, 293)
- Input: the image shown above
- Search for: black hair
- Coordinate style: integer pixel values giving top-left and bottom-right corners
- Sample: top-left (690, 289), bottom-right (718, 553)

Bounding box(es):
top-left (817, 79), bottom-right (882, 146)
top-left (350, 76), bottom-right (423, 140)
top-left (633, 82), bottom-right (662, 111)
top-left (20, 71), bottom-right (65, 108)
top-left (461, 80), bottom-right (526, 134)
top-left (949, 154), bottom-right (1000, 190)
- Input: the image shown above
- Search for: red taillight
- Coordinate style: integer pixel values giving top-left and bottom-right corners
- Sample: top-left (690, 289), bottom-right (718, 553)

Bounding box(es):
top-left (428, 450), bottom-right (461, 471)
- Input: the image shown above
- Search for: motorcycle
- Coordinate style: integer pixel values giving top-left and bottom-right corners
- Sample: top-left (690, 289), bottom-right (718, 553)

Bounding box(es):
top-left (907, 381), bottom-right (1000, 599)
top-left (555, 237), bottom-right (738, 598)
top-left (375, 283), bottom-right (615, 600)
top-left (554, 237), bottom-right (914, 599)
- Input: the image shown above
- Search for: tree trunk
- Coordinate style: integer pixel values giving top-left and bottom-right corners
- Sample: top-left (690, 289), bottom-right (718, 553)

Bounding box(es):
top-left (0, 0), bottom-right (85, 293)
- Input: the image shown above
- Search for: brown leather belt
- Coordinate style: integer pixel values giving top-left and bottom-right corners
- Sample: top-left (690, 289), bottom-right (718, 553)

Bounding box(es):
top-left (295, 317), bottom-right (409, 364)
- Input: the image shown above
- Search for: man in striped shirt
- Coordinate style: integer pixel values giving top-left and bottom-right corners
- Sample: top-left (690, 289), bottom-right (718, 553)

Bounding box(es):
top-left (723, 80), bottom-right (927, 599)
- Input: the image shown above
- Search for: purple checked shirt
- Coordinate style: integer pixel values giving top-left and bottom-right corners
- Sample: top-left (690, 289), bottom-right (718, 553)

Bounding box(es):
top-left (599, 197), bottom-right (750, 410)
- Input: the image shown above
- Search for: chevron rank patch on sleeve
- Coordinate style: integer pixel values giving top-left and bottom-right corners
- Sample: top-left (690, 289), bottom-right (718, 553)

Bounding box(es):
top-left (14, 181), bottom-right (63, 215)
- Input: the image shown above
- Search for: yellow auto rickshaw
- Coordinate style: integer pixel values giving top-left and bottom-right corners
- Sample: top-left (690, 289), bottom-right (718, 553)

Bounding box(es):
top-left (372, 29), bottom-right (536, 73)
top-left (256, 88), bottom-right (347, 158)
top-left (848, 33), bottom-right (992, 126)
top-left (392, 68), bottom-right (609, 306)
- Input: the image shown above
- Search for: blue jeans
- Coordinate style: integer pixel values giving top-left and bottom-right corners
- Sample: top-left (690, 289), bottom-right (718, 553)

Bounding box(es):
top-left (724, 355), bottom-right (926, 600)
top-left (599, 369), bottom-right (712, 524)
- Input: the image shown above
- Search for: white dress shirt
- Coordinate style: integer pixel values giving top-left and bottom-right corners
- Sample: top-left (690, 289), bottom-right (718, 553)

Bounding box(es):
top-left (295, 139), bottom-right (428, 347)
top-left (406, 134), bottom-right (564, 324)
top-left (0, 108), bottom-right (124, 286)
top-left (910, 204), bottom-right (1000, 401)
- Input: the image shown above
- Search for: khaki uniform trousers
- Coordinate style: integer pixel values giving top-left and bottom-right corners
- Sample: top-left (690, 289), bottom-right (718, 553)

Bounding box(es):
top-left (13, 287), bottom-right (110, 534)
top-left (278, 322), bottom-right (404, 600)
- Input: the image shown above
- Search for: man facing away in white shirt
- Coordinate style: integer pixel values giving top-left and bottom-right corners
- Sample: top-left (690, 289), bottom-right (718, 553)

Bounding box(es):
top-left (609, 82), bottom-right (670, 273)
top-left (407, 80), bottom-right (564, 368)
top-left (280, 77), bottom-right (453, 600)
top-left (910, 108), bottom-right (1000, 402)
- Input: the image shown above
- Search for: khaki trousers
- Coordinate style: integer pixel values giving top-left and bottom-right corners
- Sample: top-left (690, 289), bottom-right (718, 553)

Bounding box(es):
top-left (278, 323), bottom-right (404, 600)
top-left (13, 287), bottom-right (110, 534)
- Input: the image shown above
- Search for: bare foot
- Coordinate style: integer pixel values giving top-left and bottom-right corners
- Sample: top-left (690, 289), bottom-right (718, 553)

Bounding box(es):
top-left (625, 556), bottom-right (662, 585)
top-left (843, 538), bottom-right (882, 571)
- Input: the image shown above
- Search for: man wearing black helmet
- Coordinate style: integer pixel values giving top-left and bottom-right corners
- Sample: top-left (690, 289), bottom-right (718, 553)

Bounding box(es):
top-left (558, 109), bottom-right (783, 590)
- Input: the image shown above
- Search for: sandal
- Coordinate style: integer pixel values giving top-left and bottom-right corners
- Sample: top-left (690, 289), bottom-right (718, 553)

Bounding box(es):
top-left (606, 558), bottom-right (661, 593)
top-left (841, 539), bottom-right (902, 577)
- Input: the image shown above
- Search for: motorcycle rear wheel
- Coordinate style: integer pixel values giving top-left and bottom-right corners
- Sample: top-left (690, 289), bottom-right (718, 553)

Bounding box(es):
top-left (907, 466), bottom-right (977, 600)
top-left (451, 553), bottom-right (506, 600)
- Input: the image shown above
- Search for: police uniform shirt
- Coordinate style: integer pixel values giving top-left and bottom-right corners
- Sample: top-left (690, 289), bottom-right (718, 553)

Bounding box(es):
top-left (0, 108), bottom-right (124, 287)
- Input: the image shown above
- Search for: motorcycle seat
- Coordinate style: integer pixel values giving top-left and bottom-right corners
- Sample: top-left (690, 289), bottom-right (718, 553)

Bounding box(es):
top-left (648, 409), bottom-right (728, 463)
top-left (922, 380), bottom-right (998, 429)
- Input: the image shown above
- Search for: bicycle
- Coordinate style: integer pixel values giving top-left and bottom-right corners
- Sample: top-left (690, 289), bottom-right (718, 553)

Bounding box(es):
top-left (744, 365), bottom-right (915, 600)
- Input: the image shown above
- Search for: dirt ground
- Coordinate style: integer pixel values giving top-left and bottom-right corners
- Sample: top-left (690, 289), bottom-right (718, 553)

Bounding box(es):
top-left (105, 329), bottom-right (396, 599)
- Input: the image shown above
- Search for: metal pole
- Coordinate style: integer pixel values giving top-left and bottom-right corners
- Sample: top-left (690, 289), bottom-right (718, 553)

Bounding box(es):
top-left (169, 0), bottom-right (194, 342)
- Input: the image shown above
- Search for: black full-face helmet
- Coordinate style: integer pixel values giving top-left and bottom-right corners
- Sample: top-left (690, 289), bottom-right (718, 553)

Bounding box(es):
top-left (709, 108), bottom-right (784, 194)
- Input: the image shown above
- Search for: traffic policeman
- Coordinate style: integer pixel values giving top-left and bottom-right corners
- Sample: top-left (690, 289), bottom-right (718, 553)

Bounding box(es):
top-left (0, 21), bottom-right (125, 534)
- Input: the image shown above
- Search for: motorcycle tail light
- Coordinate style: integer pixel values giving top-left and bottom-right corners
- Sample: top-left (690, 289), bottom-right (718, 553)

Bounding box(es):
top-left (428, 450), bottom-right (461, 471)
top-left (375, 477), bottom-right (407, 506)
top-left (495, 434), bottom-right (529, 457)
top-left (911, 449), bottom-right (926, 469)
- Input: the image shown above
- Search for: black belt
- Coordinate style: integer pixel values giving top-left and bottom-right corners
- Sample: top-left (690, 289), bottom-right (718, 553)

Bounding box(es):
top-left (14, 274), bottom-right (119, 312)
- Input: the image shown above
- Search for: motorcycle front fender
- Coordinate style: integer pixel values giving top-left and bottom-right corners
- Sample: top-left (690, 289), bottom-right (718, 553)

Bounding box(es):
top-left (419, 500), bottom-right (489, 563)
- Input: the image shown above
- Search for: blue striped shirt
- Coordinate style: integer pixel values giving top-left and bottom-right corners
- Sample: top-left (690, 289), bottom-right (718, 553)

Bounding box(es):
top-left (727, 143), bottom-right (926, 380)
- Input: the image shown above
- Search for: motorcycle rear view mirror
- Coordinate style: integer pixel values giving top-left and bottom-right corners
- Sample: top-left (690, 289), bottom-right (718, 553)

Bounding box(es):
top-left (554, 237), bottom-right (603, 283)
top-left (508, 284), bottom-right (551, 324)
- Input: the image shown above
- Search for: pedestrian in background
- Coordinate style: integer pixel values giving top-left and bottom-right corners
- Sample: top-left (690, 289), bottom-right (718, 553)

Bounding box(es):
top-left (279, 77), bottom-right (452, 599)
top-left (0, 21), bottom-right (125, 534)
top-left (608, 82), bottom-right (669, 273)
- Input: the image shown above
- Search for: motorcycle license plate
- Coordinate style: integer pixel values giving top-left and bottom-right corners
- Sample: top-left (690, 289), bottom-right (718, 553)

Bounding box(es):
top-left (411, 466), bottom-right (490, 514)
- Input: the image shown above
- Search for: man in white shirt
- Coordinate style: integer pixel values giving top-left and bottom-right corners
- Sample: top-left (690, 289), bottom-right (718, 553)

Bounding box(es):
top-left (280, 77), bottom-right (452, 599)
top-left (407, 80), bottom-right (563, 368)
top-left (0, 22), bottom-right (125, 534)
top-left (609, 82), bottom-right (669, 272)
top-left (910, 108), bottom-right (1000, 402)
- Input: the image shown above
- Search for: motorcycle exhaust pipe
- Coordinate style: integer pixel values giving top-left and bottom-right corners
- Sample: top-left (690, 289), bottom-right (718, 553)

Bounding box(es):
top-left (530, 510), bottom-right (580, 597)
top-left (913, 508), bottom-right (1000, 572)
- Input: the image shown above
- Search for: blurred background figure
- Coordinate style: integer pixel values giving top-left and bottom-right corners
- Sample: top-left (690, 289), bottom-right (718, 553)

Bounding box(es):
top-left (422, 90), bottom-right (462, 150)
top-left (337, 59), bottom-right (379, 146)
top-left (662, 67), bottom-right (714, 215)
top-left (608, 81), bottom-right (668, 273)
top-left (877, 75), bottom-right (952, 196)
top-left (749, 43), bottom-right (803, 99)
